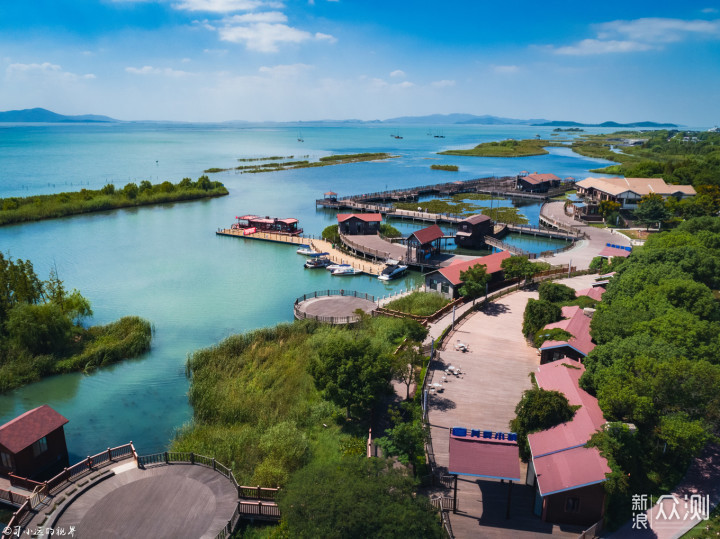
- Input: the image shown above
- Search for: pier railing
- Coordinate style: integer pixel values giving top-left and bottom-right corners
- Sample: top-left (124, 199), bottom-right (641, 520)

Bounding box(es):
top-left (294, 290), bottom-right (376, 324)
top-left (7, 442), bottom-right (139, 531)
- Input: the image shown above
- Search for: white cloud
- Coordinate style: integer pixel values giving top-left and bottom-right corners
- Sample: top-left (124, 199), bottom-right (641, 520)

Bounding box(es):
top-left (223, 11), bottom-right (286, 24)
top-left (174, 0), bottom-right (283, 13)
top-left (396, 81), bottom-right (414, 88)
top-left (493, 64), bottom-right (519, 73)
top-left (702, 8), bottom-right (719, 14)
top-left (125, 66), bottom-right (192, 77)
top-left (314, 32), bottom-right (337, 43)
top-left (258, 63), bottom-right (313, 77)
top-left (548, 17), bottom-right (720, 55)
top-left (389, 70), bottom-right (405, 78)
top-left (431, 79), bottom-right (455, 88)
top-left (6, 62), bottom-right (95, 81)
top-left (219, 22), bottom-right (335, 52)
top-left (553, 39), bottom-right (654, 55)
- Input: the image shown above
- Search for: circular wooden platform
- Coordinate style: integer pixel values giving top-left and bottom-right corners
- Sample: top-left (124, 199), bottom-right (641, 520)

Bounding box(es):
top-left (54, 464), bottom-right (237, 539)
top-left (295, 293), bottom-right (377, 324)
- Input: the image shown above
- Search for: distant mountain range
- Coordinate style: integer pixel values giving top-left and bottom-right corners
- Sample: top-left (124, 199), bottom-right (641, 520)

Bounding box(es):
top-left (0, 108), bottom-right (678, 128)
top-left (0, 108), bottom-right (119, 123)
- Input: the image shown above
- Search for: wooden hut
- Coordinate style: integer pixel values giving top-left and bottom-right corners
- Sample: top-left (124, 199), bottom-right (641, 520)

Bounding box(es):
top-left (0, 405), bottom-right (69, 480)
top-left (337, 213), bottom-right (382, 235)
top-left (516, 173), bottom-right (561, 193)
top-left (406, 224), bottom-right (444, 263)
top-left (455, 214), bottom-right (493, 249)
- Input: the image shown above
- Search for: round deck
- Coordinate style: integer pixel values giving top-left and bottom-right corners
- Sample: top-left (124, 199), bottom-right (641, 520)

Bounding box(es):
top-left (295, 292), bottom-right (377, 324)
top-left (54, 464), bottom-right (237, 539)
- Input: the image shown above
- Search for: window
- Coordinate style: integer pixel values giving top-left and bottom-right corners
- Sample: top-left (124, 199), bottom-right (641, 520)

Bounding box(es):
top-left (1, 452), bottom-right (12, 469)
top-left (565, 496), bottom-right (580, 513)
top-left (32, 437), bottom-right (48, 457)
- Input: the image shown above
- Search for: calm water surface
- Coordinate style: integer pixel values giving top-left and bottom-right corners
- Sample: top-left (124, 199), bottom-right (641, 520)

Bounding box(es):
top-left (0, 123), bottom-right (614, 461)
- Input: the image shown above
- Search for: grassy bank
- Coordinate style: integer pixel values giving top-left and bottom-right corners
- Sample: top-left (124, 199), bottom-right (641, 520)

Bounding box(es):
top-left (439, 138), bottom-right (553, 157)
top-left (394, 196), bottom-right (529, 224)
top-left (172, 316), bottom-right (440, 535)
top-left (0, 316), bottom-right (152, 392)
top-left (430, 164), bottom-right (458, 171)
top-left (384, 292), bottom-right (450, 316)
top-left (0, 176), bottom-right (228, 226)
top-left (205, 152), bottom-right (395, 174)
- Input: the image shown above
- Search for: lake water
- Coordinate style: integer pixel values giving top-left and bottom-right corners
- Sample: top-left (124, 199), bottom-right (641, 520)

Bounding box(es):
top-left (0, 122), bottom-right (615, 462)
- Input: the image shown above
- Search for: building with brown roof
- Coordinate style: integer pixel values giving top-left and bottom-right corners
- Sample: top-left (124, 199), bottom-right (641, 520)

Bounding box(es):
top-left (454, 214), bottom-right (493, 249)
top-left (337, 213), bottom-right (382, 235)
top-left (527, 362), bottom-right (610, 526)
top-left (406, 224), bottom-right (444, 263)
top-left (424, 251), bottom-right (512, 298)
top-left (0, 405), bottom-right (69, 480)
top-left (572, 177), bottom-right (695, 218)
top-left (516, 173), bottom-right (562, 193)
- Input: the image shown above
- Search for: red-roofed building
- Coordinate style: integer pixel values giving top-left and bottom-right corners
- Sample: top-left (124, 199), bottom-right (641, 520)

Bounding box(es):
top-left (454, 214), bottom-right (493, 249)
top-left (406, 225), bottom-right (444, 263)
top-left (527, 362), bottom-right (610, 526)
top-left (337, 213), bottom-right (382, 235)
top-left (0, 405), bottom-right (69, 480)
top-left (539, 305), bottom-right (596, 364)
top-left (575, 286), bottom-right (605, 302)
top-left (598, 245), bottom-right (631, 259)
top-left (233, 215), bottom-right (302, 235)
top-left (516, 173), bottom-right (562, 193)
top-left (424, 251), bottom-right (512, 298)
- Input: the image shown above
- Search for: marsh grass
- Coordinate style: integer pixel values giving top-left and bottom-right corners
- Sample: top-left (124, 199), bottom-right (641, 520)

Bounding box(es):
top-left (384, 292), bottom-right (450, 317)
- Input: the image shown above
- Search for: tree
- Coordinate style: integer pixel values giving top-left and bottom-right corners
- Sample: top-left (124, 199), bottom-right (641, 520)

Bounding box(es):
top-left (100, 183), bottom-right (115, 195)
top-left (522, 298), bottom-right (561, 337)
top-left (458, 263), bottom-right (491, 299)
top-left (538, 281), bottom-right (576, 303)
top-left (277, 456), bottom-right (442, 539)
top-left (599, 200), bottom-right (621, 220)
top-left (5, 303), bottom-right (72, 356)
top-left (501, 256), bottom-right (550, 285)
top-left (379, 223), bottom-right (402, 238)
top-left (634, 193), bottom-right (670, 229)
top-left (321, 224), bottom-right (340, 245)
top-left (377, 402), bottom-right (427, 474)
top-left (123, 182), bottom-right (139, 199)
top-left (509, 387), bottom-right (576, 461)
top-left (391, 342), bottom-right (425, 401)
top-left (310, 332), bottom-right (392, 418)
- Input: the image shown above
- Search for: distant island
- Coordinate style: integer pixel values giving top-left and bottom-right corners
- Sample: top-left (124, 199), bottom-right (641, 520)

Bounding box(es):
top-left (0, 107), bottom-right (120, 123)
top-left (0, 107), bottom-right (679, 128)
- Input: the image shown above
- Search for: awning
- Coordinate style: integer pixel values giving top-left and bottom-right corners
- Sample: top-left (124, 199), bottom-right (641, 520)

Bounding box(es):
top-left (456, 231), bottom-right (472, 237)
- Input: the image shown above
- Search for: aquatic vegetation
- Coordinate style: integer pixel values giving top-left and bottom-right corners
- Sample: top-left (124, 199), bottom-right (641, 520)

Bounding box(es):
top-left (206, 152), bottom-right (395, 174)
top-left (0, 176), bottom-right (228, 226)
top-left (430, 164), bottom-right (458, 171)
top-left (439, 138), bottom-right (554, 157)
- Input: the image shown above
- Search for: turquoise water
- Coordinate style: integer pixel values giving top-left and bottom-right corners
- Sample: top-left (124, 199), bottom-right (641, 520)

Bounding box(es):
top-left (0, 123), bottom-right (612, 461)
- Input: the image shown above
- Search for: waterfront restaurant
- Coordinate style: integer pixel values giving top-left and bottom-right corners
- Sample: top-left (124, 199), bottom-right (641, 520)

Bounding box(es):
top-left (406, 224), bottom-right (444, 263)
top-left (516, 173), bottom-right (562, 193)
top-left (234, 215), bottom-right (303, 235)
top-left (337, 213), bottom-right (382, 235)
top-left (0, 405), bottom-right (70, 480)
top-left (454, 214), bottom-right (493, 250)
top-left (539, 305), bottom-right (596, 364)
top-left (424, 251), bottom-right (512, 298)
top-left (527, 362), bottom-right (610, 526)
top-left (572, 177), bottom-right (696, 218)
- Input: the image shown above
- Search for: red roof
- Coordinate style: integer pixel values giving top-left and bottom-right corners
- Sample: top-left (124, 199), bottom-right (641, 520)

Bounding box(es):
top-left (437, 251), bottom-right (512, 286)
top-left (449, 435), bottom-right (521, 481)
top-left (528, 362), bottom-right (610, 496)
top-left (277, 218), bottom-right (298, 225)
top-left (337, 213), bottom-right (383, 223)
top-left (540, 306), bottom-right (595, 356)
top-left (598, 246), bottom-right (631, 258)
top-left (0, 405), bottom-right (68, 454)
top-left (237, 214), bottom-right (260, 220)
top-left (521, 173), bottom-right (561, 185)
top-left (576, 287), bottom-right (605, 301)
top-left (324, 191), bottom-right (337, 196)
top-left (409, 224), bottom-right (444, 245)
top-left (460, 214), bottom-right (491, 225)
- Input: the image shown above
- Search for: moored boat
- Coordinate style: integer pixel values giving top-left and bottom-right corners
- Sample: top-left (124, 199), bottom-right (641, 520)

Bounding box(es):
top-left (326, 263), bottom-right (351, 271)
top-left (378, 262), bottom-right (408, 281)
top-left (297, 244), bottom-right (318, 255)
top-left (331, 267), bottom-right (362, 276)
top-left (304, 257), bottom-right (331, 269)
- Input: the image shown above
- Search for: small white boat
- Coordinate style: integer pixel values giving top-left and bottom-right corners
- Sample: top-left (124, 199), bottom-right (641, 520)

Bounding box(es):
top-left (326, 263), bottom-right (351, 272)
top-left (378, 263), bottom-right (408, 281)
top-left (297, 244), bottom-right (317, 256)
top-left (332, 267), bottom-right (362, 276)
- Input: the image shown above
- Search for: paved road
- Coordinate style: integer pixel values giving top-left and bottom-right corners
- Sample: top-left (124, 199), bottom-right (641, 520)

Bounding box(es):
top-left (539, 202), bottom-right (631, 270)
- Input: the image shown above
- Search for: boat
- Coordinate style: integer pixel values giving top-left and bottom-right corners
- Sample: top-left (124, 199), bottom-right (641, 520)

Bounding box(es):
top-left (332, 267), bottom-right (362, 276)
top-left (378, 262), bottom-right (408, 281)
top-left (326, 263), bottom-right (351, 271)
top-left (296, 244), bottom-right (317, 255)
top-left (304, 257), bottom-right (331, 269)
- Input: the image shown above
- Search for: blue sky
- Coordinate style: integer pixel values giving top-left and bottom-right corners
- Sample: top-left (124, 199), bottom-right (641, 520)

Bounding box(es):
top-left (1, 1), bottom-right (719, 124)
